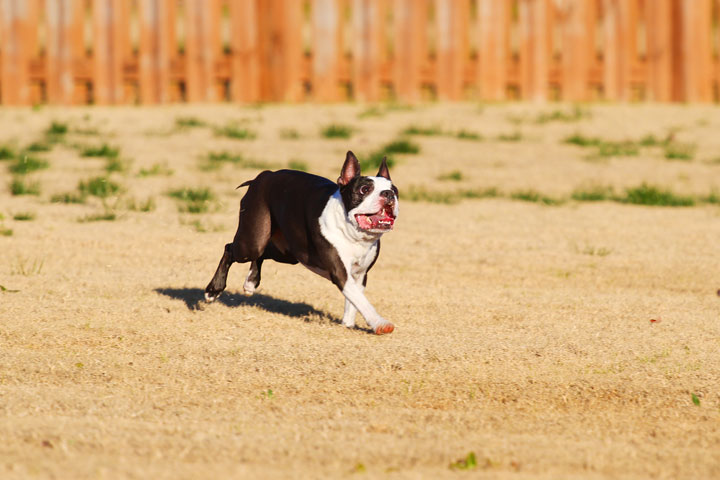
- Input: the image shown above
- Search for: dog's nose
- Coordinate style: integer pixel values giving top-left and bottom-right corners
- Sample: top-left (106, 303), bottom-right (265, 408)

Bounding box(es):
top-left (380, 189), bottom-right (395, 204)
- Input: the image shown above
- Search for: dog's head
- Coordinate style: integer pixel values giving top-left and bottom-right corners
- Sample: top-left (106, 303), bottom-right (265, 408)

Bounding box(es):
top-left (336, 151), bottom-right (399, 234)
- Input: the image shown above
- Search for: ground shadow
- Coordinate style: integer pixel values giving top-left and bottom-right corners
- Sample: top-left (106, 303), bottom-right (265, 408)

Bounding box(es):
top-left (155, 287), bottom-right (341, 324)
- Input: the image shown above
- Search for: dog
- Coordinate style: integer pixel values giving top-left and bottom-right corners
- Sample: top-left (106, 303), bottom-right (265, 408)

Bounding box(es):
top-left (204, 151), bottom-right (399, 334)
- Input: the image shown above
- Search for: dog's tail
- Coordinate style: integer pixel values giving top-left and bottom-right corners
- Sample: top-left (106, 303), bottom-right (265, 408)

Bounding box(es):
top-left (236, 180), bottom-right (253, 190)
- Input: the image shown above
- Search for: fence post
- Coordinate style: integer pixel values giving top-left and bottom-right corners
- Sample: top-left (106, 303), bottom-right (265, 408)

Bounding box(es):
top-left (435, 0), bottom-right (468, 101)
top-left (393, 0), bottom-right (425, 102)
top-left (139, 0), bottom-right (174, 104)
top-left (477, 0), bottom-right (509, 101)
top-left (46, 0), bottom-right (83, 105)
top-left (257, 0), bottom-right (303, 101)
top-left (312, 0), bottom-right (342, 101)
top-left (185, 0), bottom-right (221, 102)
top-left (603, 0), bottom-right (636, 101)
top-left (93, 0), bottom-right (128, 104)
top-left (352, 0), bottom-right (383, 102)
top-left (680, 0), bottom-right (712, 102)
top-left (561, 0), bottom-right (592, 101)
top-left (519, 0), bottom-right (549, 101)
top-left (645, 0), bottom-right (672, 102)
top-left (229, 0), bottom-right (260, 103)
top-left (0, 0), bottom-right (34, 105)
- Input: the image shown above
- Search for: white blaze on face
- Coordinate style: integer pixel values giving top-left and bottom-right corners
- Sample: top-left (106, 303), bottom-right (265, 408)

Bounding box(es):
top-left (347, 177), bottom-right (399, 231)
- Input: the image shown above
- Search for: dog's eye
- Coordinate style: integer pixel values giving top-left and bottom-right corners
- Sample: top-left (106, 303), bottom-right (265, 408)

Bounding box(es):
top-left (359, 185), bottom-right (370, 195)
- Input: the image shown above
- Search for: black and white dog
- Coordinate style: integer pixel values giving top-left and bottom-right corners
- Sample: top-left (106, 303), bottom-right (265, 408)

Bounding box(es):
top-left (205, 151), bottom-right (399, 334)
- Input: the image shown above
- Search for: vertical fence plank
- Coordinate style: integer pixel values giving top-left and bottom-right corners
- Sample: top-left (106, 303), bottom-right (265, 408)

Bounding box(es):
top-left (139, 0), bottom-right (173, 104)
top-left (603, 0), bottom-right (636, 101)
top-left (680, 0), bottom-right (712, 102)
top-left (561, 0), bottom-right (592, 101)
top-left (185, 0), bottom-right (221, 102)
top-left (519, 0), bottom-right (550, 101)
top-left (46, 0), bottom-right (83, 104)
top-left (229, 0), bottom-right (259, 103)
top-left (312, 0), bottom-right (341, 101)
top-left (257, 0), bottom-right (303, 101)
top-left (477, 0), bottom-right (509, 101)
top-left (435, 0), bottom-right (468, 100)
top-left (393, 0), bottom-right (425, 102)
top-left (0, 0), bottom-right (33, 104)
top-left (93, 0), bottom-right (128, 104)
top-left (352, 0), bottom-right (383, 101)
top-left (645, 0), bottom-right (672, 101)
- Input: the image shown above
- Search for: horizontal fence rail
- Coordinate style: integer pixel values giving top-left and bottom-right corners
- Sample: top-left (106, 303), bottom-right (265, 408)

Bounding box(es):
top-left (0, 0), bottom-right (719, 105)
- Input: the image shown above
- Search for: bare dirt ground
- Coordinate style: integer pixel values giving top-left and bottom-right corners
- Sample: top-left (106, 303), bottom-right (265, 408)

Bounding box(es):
top-left (1, 103), bottom-right (719, 479)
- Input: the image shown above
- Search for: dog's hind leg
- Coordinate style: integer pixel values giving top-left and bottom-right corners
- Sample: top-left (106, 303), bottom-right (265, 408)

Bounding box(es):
top-left (243, 258), bottom-right (263, 295)
top-left (205, 183), bottom-right (272, 302)
top-left (205, 243), bottom-right (235, 301)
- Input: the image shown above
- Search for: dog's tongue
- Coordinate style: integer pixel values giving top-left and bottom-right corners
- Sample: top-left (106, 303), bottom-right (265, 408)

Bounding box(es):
top-left (357, 206), bottom-right (395, 230)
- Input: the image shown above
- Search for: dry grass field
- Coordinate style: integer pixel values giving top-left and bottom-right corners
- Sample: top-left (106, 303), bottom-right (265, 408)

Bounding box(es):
top-left (1, 103), bottom-right (719, 479)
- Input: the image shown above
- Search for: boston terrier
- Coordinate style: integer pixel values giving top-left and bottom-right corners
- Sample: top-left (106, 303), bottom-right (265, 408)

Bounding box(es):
top-left (204, 151), bottom-right (399, 334)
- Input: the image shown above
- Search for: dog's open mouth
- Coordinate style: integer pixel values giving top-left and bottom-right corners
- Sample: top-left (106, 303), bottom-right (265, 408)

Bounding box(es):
top-left (355, 205), bottom-right (395, 231)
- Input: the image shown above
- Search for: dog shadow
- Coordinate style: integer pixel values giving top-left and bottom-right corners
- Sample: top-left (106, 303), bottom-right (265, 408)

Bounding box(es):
top-left (154, 287), bottom-right (365, 329)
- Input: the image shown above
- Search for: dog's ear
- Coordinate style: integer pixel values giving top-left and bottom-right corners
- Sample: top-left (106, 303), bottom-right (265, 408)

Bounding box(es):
top-left (376, 156), bottom-right (391, 181)
top-left (338, 151), bottom-right (360, 186)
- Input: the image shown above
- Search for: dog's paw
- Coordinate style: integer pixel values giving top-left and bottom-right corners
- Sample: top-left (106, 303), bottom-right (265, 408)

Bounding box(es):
top-left (374, 323), bottom-right (395, 335)
top-left (242, 281), bottom-right (256, 295)
top-left (204, 291), bottom-right (220, 302)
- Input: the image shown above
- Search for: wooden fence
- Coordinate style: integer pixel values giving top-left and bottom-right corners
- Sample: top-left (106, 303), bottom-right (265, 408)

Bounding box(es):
top-left (1, 0), bottom-right (719, 105)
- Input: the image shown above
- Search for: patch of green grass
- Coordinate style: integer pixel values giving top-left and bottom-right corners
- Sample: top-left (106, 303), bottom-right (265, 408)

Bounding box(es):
top-left (638, 134), bottom-right (670, 147)
top-left (459, 187), bottom-right (499, 199)
top-left (359, 151), bottom-right (396, 172)
top-left (0, 145), bottom-right (16, 160)
top-left (78, 177), bottom-right (121, 198)
top-left (449, 452), bottom-right (478, 470)
top-left (596, 141), bottom-right (639, 157)
top-left (125, 197), bottom-right (156, 212)
top-left (10, 177), bottom-right (41, 196)
top-left (78, 211), bottom-right (117, 223)
top-left (13, 212), bottom-right (35, 221)
top-left (382, 138), bottom-right (420, 155)
top-left (402, 125), bottom-right (443, 136)
top-left (438, 170), bottom-right (464, 181)
top-left (0, 226), bottom-right (12, 236)
top-left (455, 130), bottom-right (483, 141)
top-left (105, 157), bottom-right (130, 173)
top-left (320, 124), bottom-right (354, 139)
top-left (701, 191), bottom-right (720, 204)
top-left (9, 156), bottom-right (49, 174)
top-left (288, 159), bottom-right (308, 171)
top-left (214, 124), bottom-right (257, 140)
top-left (25, 140), bottom-right (52, 152)
top-left (168, 187), bottom-right (216, 213)
top-left (80, 143), bottom-right (120, 158)
top-left (45, 121), bottom-right (68, 137)
top-left (571, 185), bottom-right (614, 202)
top-left (510, 189), bottom-right (564, 205)
top-left (621, 184), bottom-right (695, 207)
top-left (663, 142), bottom-right (695, 161)
top-left (357, 106), bottom-right (384, 119)
top-left (180, 218), bottom-right (225, 233)
top-left (691, 393), bottom-right (701, 406)
top-left (279, 128), bottom-right (301, 139)
top-left (564, 133), bottom-right (601, 147)
top-left (175, 116), bottom-right (207, 129)
top-left (497, 131), bottom-right (523, 142)
top-left (138, 163), bottom-right (173, 177)
top-left (535, 106), bottom-right (590, 124)
top-left (51, 192), bottom-right (86, 204)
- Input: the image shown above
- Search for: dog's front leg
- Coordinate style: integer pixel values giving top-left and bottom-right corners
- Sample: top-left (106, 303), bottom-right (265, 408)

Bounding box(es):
top-left (341, 279), bottom-right (394, 334)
